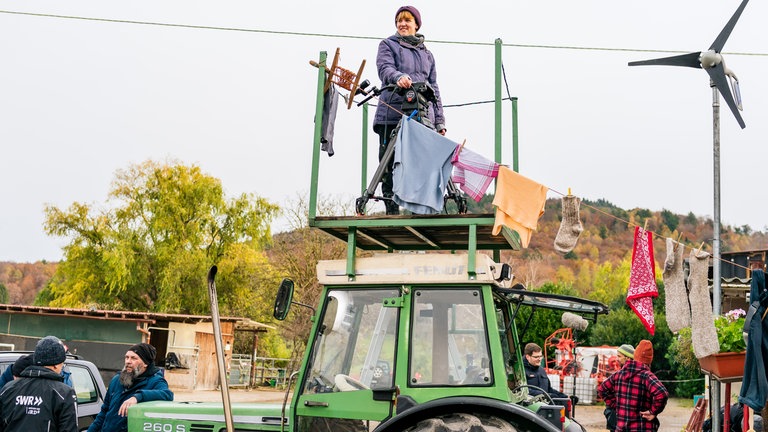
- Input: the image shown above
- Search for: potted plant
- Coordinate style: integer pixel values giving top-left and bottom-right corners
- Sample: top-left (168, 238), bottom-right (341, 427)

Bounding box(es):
top-left (698, 308), bottom-right (747, 378)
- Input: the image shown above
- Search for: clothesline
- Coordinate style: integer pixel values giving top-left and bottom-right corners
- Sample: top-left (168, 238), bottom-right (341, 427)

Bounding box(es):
top-left (547, 187), bottom-right (753, 274)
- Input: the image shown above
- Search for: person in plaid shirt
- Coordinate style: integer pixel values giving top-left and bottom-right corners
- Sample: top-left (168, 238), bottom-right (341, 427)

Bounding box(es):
top-left (598, 340), bottom-right (669, 432)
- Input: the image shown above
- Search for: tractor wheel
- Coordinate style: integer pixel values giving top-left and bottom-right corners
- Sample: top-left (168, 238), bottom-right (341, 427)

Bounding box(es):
top-left (404, 413), bottom-right (516, 432)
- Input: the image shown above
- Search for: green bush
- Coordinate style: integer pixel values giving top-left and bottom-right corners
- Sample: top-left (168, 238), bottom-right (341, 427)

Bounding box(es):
top-left (666, 327), bottom-right (704, 398)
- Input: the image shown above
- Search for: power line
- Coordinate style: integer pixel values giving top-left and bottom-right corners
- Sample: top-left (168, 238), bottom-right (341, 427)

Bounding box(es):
top-left (1, 9), bottom-right (766, 57)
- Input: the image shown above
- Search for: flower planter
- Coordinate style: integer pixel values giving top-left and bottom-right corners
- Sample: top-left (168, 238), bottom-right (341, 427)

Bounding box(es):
top-left (698, 351), bottom-right (746, 379)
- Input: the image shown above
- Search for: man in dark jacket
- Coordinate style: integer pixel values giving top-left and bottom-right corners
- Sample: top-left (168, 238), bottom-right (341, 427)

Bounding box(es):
top-left (0, 353), bottom-right (73, 389)
top-left (604, 344), bottom-right (635, 431)
top-left (0, 354), bottom-right (34, 389)
top-left (0, 335), bottom-right (77, 432)
top-left (523, 343), bottom-right (568, 399)
top-left (88, 343), bottom-right (174, 432)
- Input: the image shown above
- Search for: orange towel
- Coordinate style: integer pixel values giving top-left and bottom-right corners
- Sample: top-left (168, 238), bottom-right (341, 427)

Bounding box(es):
top-left (492, 166), bottom-right (547, 248)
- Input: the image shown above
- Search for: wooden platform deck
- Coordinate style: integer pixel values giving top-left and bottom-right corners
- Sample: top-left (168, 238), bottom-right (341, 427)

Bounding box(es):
top-left (312, 213), bottom-right (520, 252)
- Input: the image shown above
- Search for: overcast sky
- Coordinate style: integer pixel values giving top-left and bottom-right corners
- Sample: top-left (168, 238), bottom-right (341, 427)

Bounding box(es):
top-left (1, 0), bottom-right (766, 263)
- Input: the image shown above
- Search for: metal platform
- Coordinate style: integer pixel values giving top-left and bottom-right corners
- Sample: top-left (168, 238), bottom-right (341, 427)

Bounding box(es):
top-left (312, 213), bottom-right (520, 252)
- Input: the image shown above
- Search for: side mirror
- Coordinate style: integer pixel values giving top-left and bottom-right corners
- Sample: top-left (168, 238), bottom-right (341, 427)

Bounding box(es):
top-left (493, 263), bottom-right (513, 282)
top-left (274, 278), bottom-right (294, 321)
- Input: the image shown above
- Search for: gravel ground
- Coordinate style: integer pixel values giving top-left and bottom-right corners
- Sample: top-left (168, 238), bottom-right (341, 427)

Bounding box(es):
top-left (573, 398), bottom-right (693, 432)
top-left (173, 389), bottom-right (695, 432)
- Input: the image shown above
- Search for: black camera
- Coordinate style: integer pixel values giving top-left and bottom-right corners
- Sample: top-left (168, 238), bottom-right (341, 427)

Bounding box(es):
top-left (398, 81), bottom-right (436, 129)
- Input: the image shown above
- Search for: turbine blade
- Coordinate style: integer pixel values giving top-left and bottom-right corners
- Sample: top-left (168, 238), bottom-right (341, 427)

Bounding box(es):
top-left (628, 52), bottom-right (701, 68)
top-left (706, 64), bottom-right (746, 128)
top-left (709, 0), bottom-right (749, 52)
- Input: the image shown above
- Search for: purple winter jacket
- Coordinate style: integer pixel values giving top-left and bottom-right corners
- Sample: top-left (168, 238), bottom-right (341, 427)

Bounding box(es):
top-left (374, 34), bottom-right (445, 131)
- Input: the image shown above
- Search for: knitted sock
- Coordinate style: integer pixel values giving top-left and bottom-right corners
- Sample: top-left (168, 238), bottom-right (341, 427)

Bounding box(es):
top-left (554, 196), bottom-right (583, 254)
top-left (663, 238), bottom-right (690, 333)
top-left (688, 249), bottom-right (720, 358)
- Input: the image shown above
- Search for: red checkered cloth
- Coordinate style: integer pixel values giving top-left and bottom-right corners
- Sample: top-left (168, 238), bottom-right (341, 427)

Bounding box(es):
top-left (451, 145), bottom-right (499, 202)
top-left (627, 227), bottom-right (658, 335)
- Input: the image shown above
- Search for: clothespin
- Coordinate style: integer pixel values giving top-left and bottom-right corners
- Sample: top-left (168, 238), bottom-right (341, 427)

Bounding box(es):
top-left (696, 242), bottom-right (705, 255)
top-left (457, 139), bottom-right (467, 157)
top-left (567, 188), bottom-right (572, 196)
top-left (673, 232), bottom-right (682, 252)
top-left (643, 219), bottom-right (649, 232)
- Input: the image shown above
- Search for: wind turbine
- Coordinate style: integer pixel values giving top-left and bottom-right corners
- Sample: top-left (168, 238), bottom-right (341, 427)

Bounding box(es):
top-left (628, 3), bottom-right (749, 431)
top-left (629, 0), bottom-right (747, 129)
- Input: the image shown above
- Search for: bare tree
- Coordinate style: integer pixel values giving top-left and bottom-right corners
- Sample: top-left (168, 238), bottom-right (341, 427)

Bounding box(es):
top-left (267, 193), bottom-right (352, 367)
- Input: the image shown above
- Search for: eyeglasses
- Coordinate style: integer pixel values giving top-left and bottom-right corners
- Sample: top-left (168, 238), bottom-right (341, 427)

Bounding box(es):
top-left (529, 354), bottom-right (543, 359)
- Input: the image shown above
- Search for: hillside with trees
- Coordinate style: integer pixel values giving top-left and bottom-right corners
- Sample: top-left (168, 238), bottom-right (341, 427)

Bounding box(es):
top-left (0, 261), bottom-right (57, 304)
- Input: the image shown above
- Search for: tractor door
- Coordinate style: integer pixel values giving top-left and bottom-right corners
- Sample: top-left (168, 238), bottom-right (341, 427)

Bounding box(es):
top-left (295, 287), bottom-right (401, 432)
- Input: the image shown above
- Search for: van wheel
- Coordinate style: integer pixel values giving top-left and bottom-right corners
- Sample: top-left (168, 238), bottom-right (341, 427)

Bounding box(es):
top-left (404, 413), bottom-right (516, 432)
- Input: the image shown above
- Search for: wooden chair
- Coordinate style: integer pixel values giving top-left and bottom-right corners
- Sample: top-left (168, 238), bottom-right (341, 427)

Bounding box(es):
top-left (685, 397), bottom-right (709, 432)
top-left (309, 48), bottom-right (366, 109)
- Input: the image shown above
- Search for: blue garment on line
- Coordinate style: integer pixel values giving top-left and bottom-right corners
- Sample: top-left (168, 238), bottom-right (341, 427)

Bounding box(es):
top-left (392, 116), bottom-right (457, 214)
top-left (739, 269), bottom-right (768, 410)
top-left (320, 83), bottom-right (339, 156)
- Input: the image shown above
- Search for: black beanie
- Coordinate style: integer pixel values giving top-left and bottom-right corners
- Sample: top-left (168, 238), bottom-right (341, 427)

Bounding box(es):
top-left (34, 336), bottom-right (67, 366)
top-left (12, 354), bottom-right (34, 376)
top-left (129, 343), bottom-right (157, 366)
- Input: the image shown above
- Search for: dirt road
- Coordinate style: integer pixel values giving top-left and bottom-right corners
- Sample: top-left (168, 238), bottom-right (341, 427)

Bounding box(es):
top-left (574, 398), bottom-right (693, 432)
top-left (174, 389), bottom-right (695, 432)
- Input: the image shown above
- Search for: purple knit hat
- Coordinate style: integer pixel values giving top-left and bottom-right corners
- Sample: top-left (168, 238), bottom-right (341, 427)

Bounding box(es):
top-left (396, 6), bottom-right (421, 30)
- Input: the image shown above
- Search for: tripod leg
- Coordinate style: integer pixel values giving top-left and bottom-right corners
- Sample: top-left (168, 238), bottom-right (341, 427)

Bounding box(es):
top-left (444, 179), bottom-right (467, 214)
top-left (357, 123), bottom-right (400, 215)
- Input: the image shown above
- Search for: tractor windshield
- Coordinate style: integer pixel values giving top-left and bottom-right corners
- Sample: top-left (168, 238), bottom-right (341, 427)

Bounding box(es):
top-left (304, 288), bottom-right (399, 394)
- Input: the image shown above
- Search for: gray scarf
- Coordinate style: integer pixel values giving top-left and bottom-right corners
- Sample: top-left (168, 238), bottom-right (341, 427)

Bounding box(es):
top-left (397, 33), bottom-right (425, 47)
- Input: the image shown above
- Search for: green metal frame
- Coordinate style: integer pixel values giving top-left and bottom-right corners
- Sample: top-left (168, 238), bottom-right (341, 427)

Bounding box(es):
top-left (307, 41), bottom-right (519, 279)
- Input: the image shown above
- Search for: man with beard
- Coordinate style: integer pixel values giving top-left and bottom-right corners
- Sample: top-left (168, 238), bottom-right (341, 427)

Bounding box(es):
top-left (88, 343), bottom-right (173, 432)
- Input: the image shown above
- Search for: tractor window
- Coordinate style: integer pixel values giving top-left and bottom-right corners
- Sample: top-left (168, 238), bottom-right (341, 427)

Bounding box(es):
top-left (409, 288), bottom-right (491, 387)
top-left (303, 288), bottom-right (399, 394)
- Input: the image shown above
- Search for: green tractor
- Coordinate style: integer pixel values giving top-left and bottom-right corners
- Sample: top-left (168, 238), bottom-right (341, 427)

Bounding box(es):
top-left (129, 252), bottom-right (606, 432)
top-left (268, 252), bottom-right (607, 432)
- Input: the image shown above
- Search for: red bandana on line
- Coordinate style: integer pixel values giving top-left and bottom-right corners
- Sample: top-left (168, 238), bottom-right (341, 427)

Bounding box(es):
top-left (627, 226), bottom-right (658, 335)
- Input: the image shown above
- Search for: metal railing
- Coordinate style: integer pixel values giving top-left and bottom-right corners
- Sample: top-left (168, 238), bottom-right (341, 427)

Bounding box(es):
top-left (229, 354), bottom-right (252, 388)
top-left (253, 356), bottom-right (294, 388)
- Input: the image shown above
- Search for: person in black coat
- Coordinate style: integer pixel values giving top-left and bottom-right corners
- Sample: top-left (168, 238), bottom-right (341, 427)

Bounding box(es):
top-left (523, 343), bottom-right (568, 400)
top-left (0, 336), bottom-right (77, 432)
